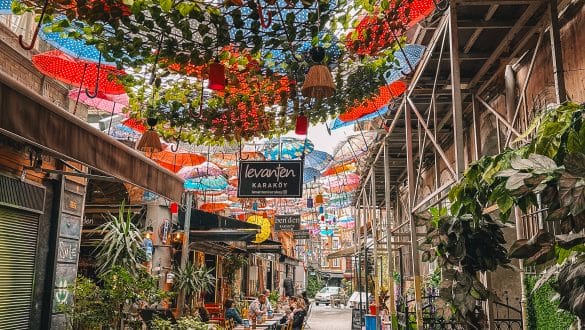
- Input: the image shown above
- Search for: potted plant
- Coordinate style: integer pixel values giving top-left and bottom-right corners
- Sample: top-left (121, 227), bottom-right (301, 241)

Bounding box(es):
top-left (173, 262), bottom-right (216, 314)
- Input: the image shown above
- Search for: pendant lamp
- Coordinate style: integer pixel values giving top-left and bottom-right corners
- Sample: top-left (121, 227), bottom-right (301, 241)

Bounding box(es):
top-left (318, 205), bottom-right (324, 214)
top-left (302, 47), bottom-right (335, 99)
top-left (315, 193), bottom-right (324, 204)
top-left (136, 117), bottom-right (163, 153)
top-left (307, 197), bottom-right (314, 208)
top-left (295, 113), bottom-right (308, 135)
top-left (208, 59), bottom-right (226, 91)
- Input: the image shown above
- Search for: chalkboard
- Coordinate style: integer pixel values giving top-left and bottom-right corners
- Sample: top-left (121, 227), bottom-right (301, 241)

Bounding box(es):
top-left (352, 308), bottom-right (364, 330)
top-left (293, 230), bottom-right (310, 239)
top-left (274, 215), bottom-right (301, 231)
top-left (238, 161), bottom-right (303, 198)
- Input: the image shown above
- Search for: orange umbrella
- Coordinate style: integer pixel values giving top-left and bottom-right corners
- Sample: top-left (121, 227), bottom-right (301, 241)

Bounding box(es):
top-left (199, 202), bottom-right (230, 212)
top-left (228, 176), bottom-right (239, 187)
top-left (322, 163), bottom-right (356, 176)
top-left (150, 147), bottom-right (206, 172)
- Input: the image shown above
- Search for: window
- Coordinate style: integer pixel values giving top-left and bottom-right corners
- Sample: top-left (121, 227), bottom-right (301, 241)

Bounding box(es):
top-left (332, 258), bottom-right (339, 267)
top-left (332, 238), bottom-right (340, 249)
top-left (322, 256), bottom-right (329, 268)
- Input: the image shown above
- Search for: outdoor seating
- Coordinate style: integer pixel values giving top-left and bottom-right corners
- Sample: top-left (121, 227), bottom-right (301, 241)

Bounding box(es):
top-left (302, 303), bottom-right (312, 329)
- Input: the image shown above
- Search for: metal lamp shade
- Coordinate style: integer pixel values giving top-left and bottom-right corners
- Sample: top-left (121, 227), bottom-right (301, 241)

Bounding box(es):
top-left (208, 62), bottom-right (226, 91)
top-left (301, 65), bottom-right (335, 99)
top-left (136, 129), bottom-right (162, 153)
top-left (295, 114), bottom-right (308, 135)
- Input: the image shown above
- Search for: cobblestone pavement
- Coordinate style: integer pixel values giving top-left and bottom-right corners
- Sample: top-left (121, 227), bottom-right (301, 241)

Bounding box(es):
top-left (306, 302), bottom-right (353, 330)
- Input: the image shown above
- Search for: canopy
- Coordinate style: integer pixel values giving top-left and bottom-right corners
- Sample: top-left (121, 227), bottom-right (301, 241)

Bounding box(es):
top-left (0, 0), bottom-right (10, 14)
top-left (0, 70), bottom-right (183, 201)
top-left (179, 209), bottom-right (261, 242)
top-left (246, 239), bottom-right (283, 254)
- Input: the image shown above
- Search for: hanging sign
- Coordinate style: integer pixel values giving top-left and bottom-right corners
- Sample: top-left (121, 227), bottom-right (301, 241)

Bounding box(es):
top-left (293, 230), bottom-right (310, 240)
top-left (237, 160), bottom-right (303, 198)
top-left (275, 215), bottom-right (301, 231)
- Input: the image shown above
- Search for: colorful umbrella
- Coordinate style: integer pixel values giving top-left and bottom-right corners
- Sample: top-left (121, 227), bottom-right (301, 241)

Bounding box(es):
top-left (211, 152), bottom-right (265, 168)
top-left (122, 118), bottom-right (146, 133)
top-left (304, 150), bottom-right (333, 171)
top-left (384, 44), bottom-right (426, 84)
top-left (0, 0), bottom-right (11, 14)
top-left (338, 82), bottom-right (406, 122)
top-left (32, 50), bottom-right (126, 95)
top-left (263, 137), bottom-right (315, 160)
top-left (105, 124), bottom-right (140, 140)
top-left (303, 167), bottom-right (321, 184)
top-left (150, 147), bottom-right (206, 173)
top-left (322, 163), bottom-right (356, 176)
top-left (338, 215), bottom-right (355, 229)
top-left (332, 132), bottom-right (377, 163)
top-left (331, 106), bottom-right (389, 130)
top-left (177, 162), bottom-right (223, 179)
top-left (184, 175), bottom-right (228, 191)
top-left (39, 16), bottom-right (115, 64)
top-left (199, 202), bottom-right (230, 212)
top-left (68, 90), bottom-right (128, 113)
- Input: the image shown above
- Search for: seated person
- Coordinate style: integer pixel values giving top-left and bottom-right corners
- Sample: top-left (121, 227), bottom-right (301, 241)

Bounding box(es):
top-left (278, 298), bottom-right (306, 330)
top-left (224, 299), bottom-right (243, 325)
top-left (198, 306), bottom-right (210, 322)
top-left (247, 294), bottom-right (268, 321)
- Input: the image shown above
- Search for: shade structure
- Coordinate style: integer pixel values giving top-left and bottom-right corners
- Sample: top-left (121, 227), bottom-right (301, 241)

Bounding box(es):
top-left (184, 175), bottom-right (228, 191)
top-left (0, 0), bottom-right (10, 14)
top-left (68, 90), bottom-right (128, 113)
top-left (331, 106), bottom-right (389, 130)
top-left (384, 44), bottom-right (426, 84)
top-left (332, 131), bottom-right (377, 163)
top-left (177, 161), bottom-right (223, 179)
top-left (199, 202), bottom-right (230, 213)
top-left (263, 137), bottom-right (315, 160)
top-left (211, 151), bottom-right (265, 168)
top-left (303, 167), bottom-right (321, 184)
top-left (32, 50), bottom-right (126, 95)
top-left (150, 148), bottom-right (206, 172)
top-left (304, 150), bottom-right (333, 171)
top-left (179, 209), bottom-right (260, 243)
top-left (39, 16), bottom-right (115, 64)
top-left (339, 82), bottom-right (406, 122)
top-left (322, 163), bottom-right (356, 176)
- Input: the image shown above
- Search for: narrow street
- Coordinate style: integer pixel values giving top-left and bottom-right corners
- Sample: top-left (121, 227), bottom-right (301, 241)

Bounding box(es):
top-left (306, 303), bottom-right (353, 330)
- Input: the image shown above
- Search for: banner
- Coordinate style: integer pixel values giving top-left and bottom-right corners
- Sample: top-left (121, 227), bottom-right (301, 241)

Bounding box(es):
top-left (275, 215), bottom-right (301, 231)
top-left (293, 230), bottom-right (310, 240)
top-left (238, 160), bottom-right (303, 198)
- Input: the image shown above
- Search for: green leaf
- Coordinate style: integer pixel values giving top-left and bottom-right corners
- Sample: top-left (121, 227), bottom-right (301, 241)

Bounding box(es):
top-left (159, 0), bottom-right (173, 12)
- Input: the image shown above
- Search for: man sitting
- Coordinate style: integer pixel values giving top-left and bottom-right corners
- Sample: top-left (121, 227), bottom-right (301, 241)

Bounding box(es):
top-left (247, 294), bottom-right (268, 322)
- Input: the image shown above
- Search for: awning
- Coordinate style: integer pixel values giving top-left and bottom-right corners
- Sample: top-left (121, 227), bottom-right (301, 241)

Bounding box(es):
top-left (179, 209), bottom-right (261, 243)
top-left (191, 241), bottom-right (249, 255)
top-left (246, 239), bottom-right (282, 254)
top-left (0, 71), bottom-right (184, 201)
top-left (327, 246), bottom-right (356, 260)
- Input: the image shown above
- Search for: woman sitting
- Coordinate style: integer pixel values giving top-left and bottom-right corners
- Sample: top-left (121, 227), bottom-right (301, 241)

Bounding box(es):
top-left (278, 297), bottom-right (306, 330)
top-left (224, 299), bottom-right (243, 325)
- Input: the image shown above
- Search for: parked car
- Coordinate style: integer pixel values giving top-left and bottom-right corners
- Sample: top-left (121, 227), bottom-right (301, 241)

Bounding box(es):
top-left (314, 287), bottom-right (344, 306)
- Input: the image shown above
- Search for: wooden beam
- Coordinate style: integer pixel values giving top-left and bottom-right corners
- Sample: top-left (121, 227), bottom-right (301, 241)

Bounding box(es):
top-left (463, 4), bottom-right (499, 54)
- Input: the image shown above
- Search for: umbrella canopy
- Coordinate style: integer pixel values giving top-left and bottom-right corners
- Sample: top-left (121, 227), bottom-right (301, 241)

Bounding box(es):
top-left (322, 163), bottom-right (356, 176)
top-left (332, 132), bottom-right (377, 163)
top-left (330, 106), bottom-right (389, 131)
top-left (184, 175), bottom-right (228, 191)
top-left (68, 90), bottom-right (128, 113)
top-left (104, 124), bottom-right (140, 140)
top-left (122, 118), bottom-right (147, 133)
top-left (304, 150), bottom-right (333, 171)
top-left (263, 137), bottom-right (315, 160)
top-left (0, 0), bottom-right (10, 14)
top-left (384, 44), bottom-right (426, 84)
top-left (150, 147), bottom-right (206, 172)
top-left (177, 161), bottom-right (223, 179)
top-left (211, 152), bottom-right (265, 168)
top-left (32, 50), bottom-right (126, 95)
top-left (39, 16), bottom-right (115, 64)
top-left (199, 202), bottom-right (230, 213)
top-left (303, 167), bottom-right (321, 184)
top-left (338, 82), bottom-right (406, 122)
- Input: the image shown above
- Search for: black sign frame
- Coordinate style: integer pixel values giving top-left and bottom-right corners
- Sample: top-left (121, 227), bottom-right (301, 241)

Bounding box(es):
top-left (293, 230), bottom-right (310, 240)
top-left (237, 160), bottom-right (303, 198)
top-left (275, 215), bottom-right (301, 231)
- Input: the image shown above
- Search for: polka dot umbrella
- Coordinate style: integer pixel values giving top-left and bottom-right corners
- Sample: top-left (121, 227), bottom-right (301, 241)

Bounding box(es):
top-left (330, 106), bottom-right (389, 131)
top-left (263, 137), bottom-right (315, 160)
top-left (68, 90), bottom-right (129, 113)
top-left (32, 50), bottom-right (126, 95)
top-left (383, 44), bottom-right (426, 84)
top-left (0, 0), bottom-right (11, 14)
top-left (39, 16), bottom-right (116, 64)
top-left (338, 81), bottom-right (406, 122)
top-left (304, 150), bottom-right (333, 171)
top-left (303, 167), bottom-right (321, 184)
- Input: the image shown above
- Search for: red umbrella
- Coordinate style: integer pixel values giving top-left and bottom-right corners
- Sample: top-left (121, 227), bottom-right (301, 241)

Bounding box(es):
top-left (150, 147), bottom-right (206, 172)
top-left (32, 50), bottom-right (126, 95)
top-left (339, 81), bottom-right (406, 122)
top-left (122, 118), bottom-right (147, 133)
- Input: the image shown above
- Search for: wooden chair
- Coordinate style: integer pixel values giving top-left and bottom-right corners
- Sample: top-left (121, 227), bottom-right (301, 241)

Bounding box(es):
top-left (224, 318), bottom-right (235, 330)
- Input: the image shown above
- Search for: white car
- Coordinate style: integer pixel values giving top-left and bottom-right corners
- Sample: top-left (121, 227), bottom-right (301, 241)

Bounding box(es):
top-left (314, 287), bottom-right (342, 306)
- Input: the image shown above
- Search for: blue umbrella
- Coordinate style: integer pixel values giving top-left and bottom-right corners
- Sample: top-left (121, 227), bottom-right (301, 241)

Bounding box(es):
top-left (0, 0), bottom-right (11, 14)
top-left (330, 106), bottom-right (389, 130)
top-left (303, 167), bottom-right (321, 184)
top-left (105, 124), bottom-right (141, 140)
top-left (184, 175), bottom-right (228, 191)
top-left (304, 150), bottom-right (332, 171)
top-left (264, 137), bottom-right (315, 160)
top-left (39, 16), bottom-right (115, 64)
top-left (384, 44), bottom-right (426, 84)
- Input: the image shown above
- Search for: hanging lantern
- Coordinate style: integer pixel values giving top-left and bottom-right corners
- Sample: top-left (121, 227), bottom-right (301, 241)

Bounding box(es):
top-left (318, 205), bottom-right (324, 214)
top-left (136, 117), bottom-right (162, 153)
top-left (295, 113), bottom-right (308, 135)
top-left (208, 60), bottom-right (226, 91)
top-left (320, 214), bottom-right (325, 222)
top-left (170, 202), bottom-right (179, 214)
top-left (315, 193), bottom-right (324, 204)
top-left (307, 197), bottom-right (314, 208)
top-left (302, 65), bottom-right (335, 99)
top-left (252, 201), bottom-right (258, 211)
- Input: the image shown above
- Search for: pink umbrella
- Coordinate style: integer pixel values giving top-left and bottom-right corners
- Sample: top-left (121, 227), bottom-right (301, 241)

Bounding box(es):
top-left (177, 161), bottom-right (223, 179)
top-left (69, 90), bottom-right (129, 113)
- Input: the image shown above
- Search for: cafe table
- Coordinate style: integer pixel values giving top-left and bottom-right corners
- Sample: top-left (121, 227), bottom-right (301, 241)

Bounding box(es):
top-left (233, 313), bottom-right (285, 330)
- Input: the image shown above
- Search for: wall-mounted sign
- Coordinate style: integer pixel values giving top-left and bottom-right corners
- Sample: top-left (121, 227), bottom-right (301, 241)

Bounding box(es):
top-left (293, 230), bottom-right (310, 240)
top-left (237, 160), bottom-right (303, 198)
top-left (275, 215), bottom-right (301, 231)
